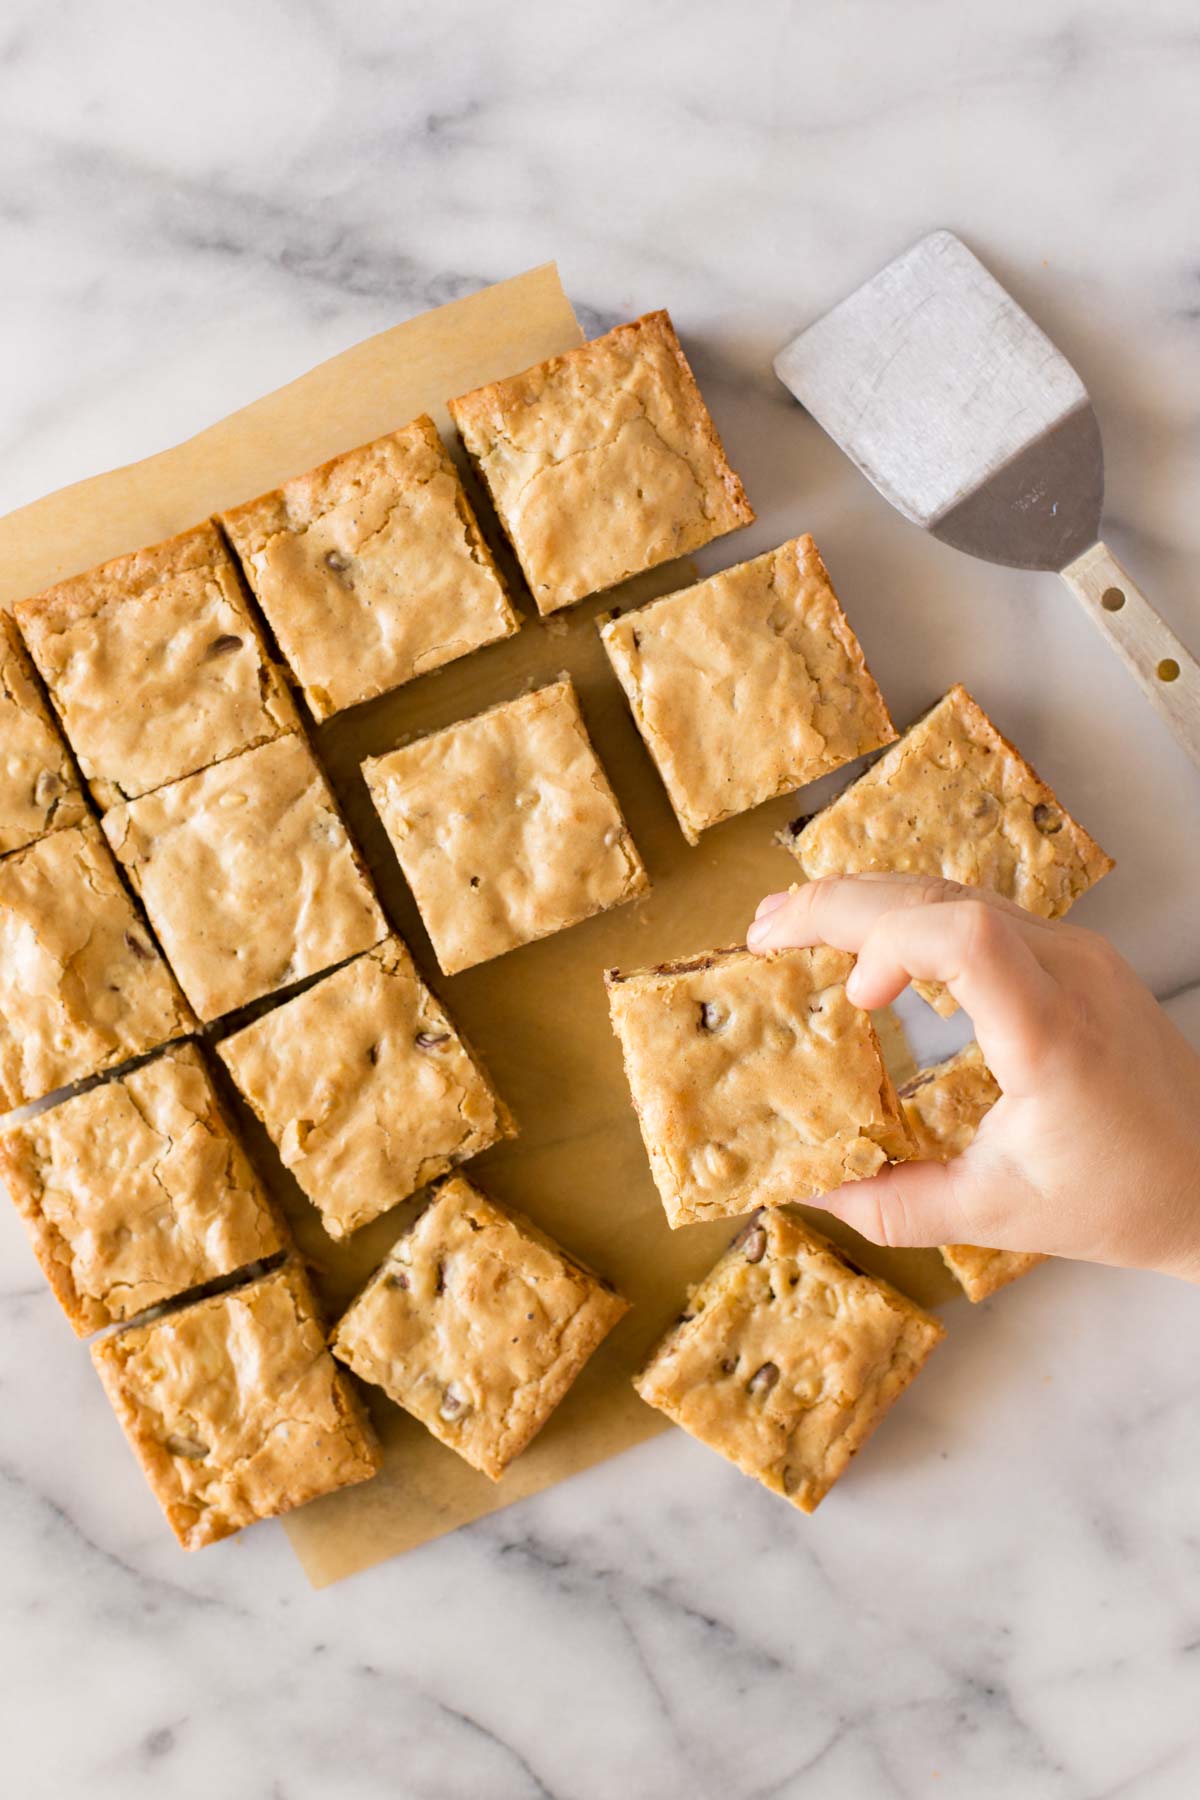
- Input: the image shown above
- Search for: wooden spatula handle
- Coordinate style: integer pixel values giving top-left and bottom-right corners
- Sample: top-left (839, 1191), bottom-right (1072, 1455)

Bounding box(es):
top-left (1061, 543), bottom-right (1200, 768)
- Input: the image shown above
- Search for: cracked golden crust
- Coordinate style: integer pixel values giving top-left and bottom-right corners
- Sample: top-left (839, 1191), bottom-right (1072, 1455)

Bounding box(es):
top-left (331, 1175), bottom-right (629, 1481)
top-left (899, 1043), bottom-right (1047, 1302)
top-left (0, 614), bottom-right (87, 854)
top-left (221, 416), bottom-right (519, 720)
top-left (91, 1260), bottom-right (380, 1549)
top-left (600, 536), bottom-right (895, 843)
top-left (0, 1044), bottom-right (285, 1335)
top-left (14, 522), bottom-right (295, 809)
top-left (634, 1209), bottom-right (944, 1512)
top-left (364, 677), bottom-right (648, 976)
top-left (606, 945), bottom-right (913, 1228)
top-left (102, 734), bottom-right (386, 1022)
top-left (0, 820), bottom-right (194, 1109)
top-left (449, 310), bottom-right (754, 613)
top-left (787, 684), bottom-right (1114, 1018)
top-left (218, 938), bottom-right (515, 1240)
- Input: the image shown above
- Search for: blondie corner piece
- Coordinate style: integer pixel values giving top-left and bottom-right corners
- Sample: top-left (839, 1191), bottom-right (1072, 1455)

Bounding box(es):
top-left (600, 536), bottom-right (895, 843)
top-left (91, 1260), bottom-right (380, 1550)
top-left (218, 938), bottom-right (515, 1240)
top-left (363, 676), bottom-right (648, 975)
top-left (448, 309), bottom-right (754, 613)
top-left (220, 416), bottom-right (520, 721)
top-left (634, 1208), bottom-right (944, 1512)
top-left (331, 1174), bottom-right (629, 1481)
top-left (782, 682), bottom-right (1114, 1017)
top-left (102, 733), bottom-right (386, 1021)
top-left (605, 945), bottom-right (913, 1228)
top-left (0, 1043), bottom-right (285, 1335)
top-left (0, 820), bottom-right (194, 1110)
top-left (0, 614), bottom-right (87, 855)
top-left (900, 1042), bottom-right (1047, 1302)
top-left (13, 521), bottom-right (295, 810)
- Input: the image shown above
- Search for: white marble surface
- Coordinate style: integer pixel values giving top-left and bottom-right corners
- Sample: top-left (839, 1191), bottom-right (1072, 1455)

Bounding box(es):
top-left (2, 2), bottom-right (1199, 1796)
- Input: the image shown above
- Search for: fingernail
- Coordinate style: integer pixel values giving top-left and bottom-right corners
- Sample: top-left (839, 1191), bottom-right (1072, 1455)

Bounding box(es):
top-left (754, 891), bottom-right (789, 921)
top-left (746, 917), bottom-right (772, 948)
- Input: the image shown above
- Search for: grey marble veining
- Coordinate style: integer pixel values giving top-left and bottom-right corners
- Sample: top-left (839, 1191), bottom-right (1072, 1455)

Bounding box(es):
top-left (1, 2), bottom-right (1199, 1796)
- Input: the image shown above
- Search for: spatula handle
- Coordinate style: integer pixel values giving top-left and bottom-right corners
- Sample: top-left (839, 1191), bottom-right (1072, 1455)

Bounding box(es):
top-left (1061, 542), bottom-right (1200, 769)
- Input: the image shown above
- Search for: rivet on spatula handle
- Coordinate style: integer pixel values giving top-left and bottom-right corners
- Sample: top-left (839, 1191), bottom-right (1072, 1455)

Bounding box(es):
top-left (1061, 543), bottom-right (1200, 769)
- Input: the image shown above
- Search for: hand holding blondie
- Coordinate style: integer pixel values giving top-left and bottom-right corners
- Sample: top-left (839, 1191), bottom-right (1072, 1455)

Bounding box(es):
top-left (748, 875), bottom-right (1200, 1283)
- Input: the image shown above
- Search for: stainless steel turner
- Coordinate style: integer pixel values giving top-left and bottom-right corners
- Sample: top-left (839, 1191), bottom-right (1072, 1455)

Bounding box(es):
top-left (774, 229), bottom-right (1200, 767)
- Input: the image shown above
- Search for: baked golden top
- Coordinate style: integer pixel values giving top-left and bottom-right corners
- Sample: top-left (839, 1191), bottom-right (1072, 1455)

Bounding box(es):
top-left (449, 310), bottom-right (754, 613)
top-left (0, 1044), bottom-right (283, 1335)
top-left (0, 614), bottom-right (87, 854)
top-left (635, 1209), bottom-right (944, 1512)
top-left (92, 1261), bottom-right (380, 1549)
top-left (900, 1043), bottom-right (1047, 1302)
top-left (221, 416), bottom-right (519, 720)
top-left (218, 938), bottom-right (514, 1240)
top-left (332, 1175), bottom-right (629, 1481)
top-left (14, 521), bottom-right (294, 809)
top-left (605, 944), bottom-right (913, 1228)
top-left (364, 677), bottom-right (648, 975)
top-left (102, 733), bottom-right (386, 1022)
top-left (601, 536), bottom-right (895, 842)
top-left (0, 820), bottom-right (193, 1110)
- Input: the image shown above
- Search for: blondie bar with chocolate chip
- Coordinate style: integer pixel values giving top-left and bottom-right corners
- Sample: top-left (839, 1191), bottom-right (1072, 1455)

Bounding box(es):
top-left (331, 1175), bottom-right (628, 1480)
top-left (600, 536), bottom-right (895, 843)
top-left (449, 310), bottom-right (754, 613)
top-left (14, 521), bottom-right (294, 810)
top-left (634, 1208), bottom-right (944, 1511)
top-left (605, 944), bottom-right (913, 1228)
top-left (218, 938), bottom-right (514, 1240)
top-left (364, 677), bottom-right (647, 975)
top-left (0, 1043), bottom-right (284, 1334)
top-left (783, 683), bottom-right (1113, 1016)
top-left (221, 416), bottom-right (520, 720)
top-left (102, 733), bottom-right (386, 1021)
top-left (92, 1260), bottom-right (380, 1549)
top-left (900, 1041), bottom-right (1047, 1302)
top-left (0, 819), bottom-right (193, 1109)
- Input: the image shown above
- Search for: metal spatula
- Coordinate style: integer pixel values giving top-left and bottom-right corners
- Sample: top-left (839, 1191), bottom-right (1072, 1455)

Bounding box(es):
top-left (774, 230), bottom-right (1199, 767)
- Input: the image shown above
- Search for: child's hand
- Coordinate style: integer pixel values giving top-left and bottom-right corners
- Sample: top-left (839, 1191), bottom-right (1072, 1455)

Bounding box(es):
top-left (746, 876), bottom-right (1200, 1283)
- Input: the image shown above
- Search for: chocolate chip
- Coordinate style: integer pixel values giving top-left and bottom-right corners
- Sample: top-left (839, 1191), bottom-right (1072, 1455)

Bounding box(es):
top-left (415, 1031), bottom-right (450, 1050)
top-left (434, 1260), bottom-right (446, 1295)
top-left (782, 1466), bottom-right (800, 1495)
top-left (386, 1269), bottom-right (410, 1291)
top-left (970, 792), bottom-right (997, 819)
top-left (33, 769), bottom-right (63, 807)
top-left (698, 1001), bottom-right (726, 1032)
top-left (742, 1226), bottom-right (767, 1264)
top-left (367, 1043), bottom-right (380, 1066)
top-left (787, 813), bottom-right (815, 839)
top-left (438, 1386), bottom-right (466, 1421)
top-left (206, 634), bottom-right (243, 657)
top-left (747, 1361), bottom-right (780, 1395)
top-left (325, 550), bottom-right (352, 577)
top-left (1033, 802), bottom-right (1063, 835)
top-left (469, 875), bottom-right (481, 889)
top-left (720, 1357), bottom-right (738, 1375)
top-left (123, 931), bottom-right (151, 961)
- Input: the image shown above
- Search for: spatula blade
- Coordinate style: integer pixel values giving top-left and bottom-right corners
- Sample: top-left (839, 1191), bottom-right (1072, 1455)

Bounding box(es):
top-left (774, 230), bottom-right (1103, 571)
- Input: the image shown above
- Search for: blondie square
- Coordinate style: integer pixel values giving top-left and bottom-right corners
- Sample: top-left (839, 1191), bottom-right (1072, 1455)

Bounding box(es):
top-left (0, 820), bottom-right (193, 1110)
top-left (784, 683), bottom-right (1114, 1016)
top-left (600, 536), bottom-right (895, 843)
top-left (102, 733), bottom-right (386, 1021)
top-left (448, 310), bottom-right (754, 613)
top-left (900, 1042), bottom-right (1047, 1302)
top-left (218, 938), bottom-right (515, 1240)
top-left (91, 1260), bottom-right (380, 1549)
top-left (331, 1175), bottom-right (629, 1480)
top-left (363, 677), bottom-right (648, 976)
top-left (14, 522), bottom-right (294, 809)
top-left (0, 1044), bottom-right (284, 1335)
top-left (605, 945), bottom-right (913, 1228)
top-left (0, 614), bottom-right (87, 854)
top-left (221, 416), bottom-right (520, 721)
top-left (634, 1208), bottom-right (944, 1512)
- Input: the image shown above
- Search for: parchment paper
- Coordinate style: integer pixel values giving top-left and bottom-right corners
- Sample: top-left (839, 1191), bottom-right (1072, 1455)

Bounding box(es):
top-left (0, 265), bottom-right (954, 1588)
